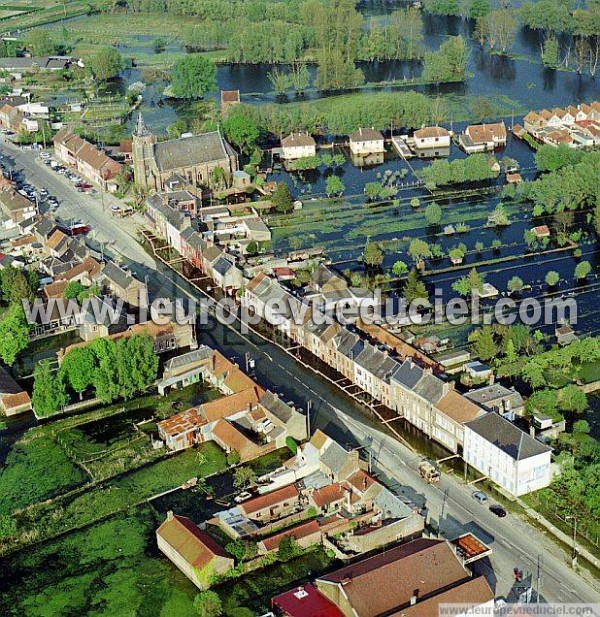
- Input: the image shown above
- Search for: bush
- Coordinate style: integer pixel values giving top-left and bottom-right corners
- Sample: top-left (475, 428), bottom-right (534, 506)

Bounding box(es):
top-left (285, 436), bottom-right (298, 454)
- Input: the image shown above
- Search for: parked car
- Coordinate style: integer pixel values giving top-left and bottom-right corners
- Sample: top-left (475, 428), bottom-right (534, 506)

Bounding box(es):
top-left (489, 504), bottom-right (507, 518)
top-left (472, 491), bottom-right (488, 504)
top-left (234, 491), bottom-right (252, 504)
top-left (40, 152), bottom-right (51, 159)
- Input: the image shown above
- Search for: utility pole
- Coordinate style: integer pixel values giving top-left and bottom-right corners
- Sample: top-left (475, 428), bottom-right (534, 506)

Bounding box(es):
top-left (535, 554), bottom-right (542, 603)
top-left (306, 399), bottom-right (312, 437)
top-left (438, 488), bottom-right (448, 538)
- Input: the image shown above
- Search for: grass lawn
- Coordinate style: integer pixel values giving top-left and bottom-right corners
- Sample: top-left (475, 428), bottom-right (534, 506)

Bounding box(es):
top-left (0, 503), bottom-right (338, 617)
top-left (12, 442), bottom-right (227, 546)
top-left (0, 506), bottom-right (199, 617)
top-left (578, 361), bottom-right (600, 384)
top-left (0, 436), bottom-right (86, 516)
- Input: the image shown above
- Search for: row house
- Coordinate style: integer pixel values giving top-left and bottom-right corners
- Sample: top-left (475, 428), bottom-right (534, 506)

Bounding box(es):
top-left (53, 127), bottom-right (122, 191)
top-left (241, 271), bottom-right (549, 495)
top-left (523, 101), bottom-right (600, 145)
top-left (145, 193), bottom-right (191, 254)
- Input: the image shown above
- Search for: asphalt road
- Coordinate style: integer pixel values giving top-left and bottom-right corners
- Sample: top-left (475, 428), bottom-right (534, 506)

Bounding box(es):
top-left (3, 140), bottom-right (598, 605)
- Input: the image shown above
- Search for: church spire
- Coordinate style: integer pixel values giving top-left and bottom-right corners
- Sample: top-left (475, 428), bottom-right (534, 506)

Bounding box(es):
top-left (133, 112), bottom-right (150, 137)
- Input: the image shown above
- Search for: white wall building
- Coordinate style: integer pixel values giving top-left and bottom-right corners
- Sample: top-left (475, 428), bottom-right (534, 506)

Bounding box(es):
top-left (463, 412), bottom-right (552, 496)
top-left (280, 133), bottom-right (316, 160)
top-left (349, 127), bottom-right (385, 155)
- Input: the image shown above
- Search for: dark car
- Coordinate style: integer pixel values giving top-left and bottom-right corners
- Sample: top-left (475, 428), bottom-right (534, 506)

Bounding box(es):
top-left (489, 504), bottom-right (507, 518)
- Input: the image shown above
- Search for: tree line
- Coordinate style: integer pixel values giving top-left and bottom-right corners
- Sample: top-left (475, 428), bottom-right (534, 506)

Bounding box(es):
top-left (425, 0), bottom-right (600, 76)
top-left (32, 333), bottom-right (159, 417)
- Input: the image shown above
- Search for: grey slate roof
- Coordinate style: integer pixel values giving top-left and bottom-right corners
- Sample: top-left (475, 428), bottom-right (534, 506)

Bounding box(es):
top-left (103, 260), bottom-right (137, 291)
top-left (465, 412), bottom-right (551, 460)
top-left (391, 359), bottom-right (424, 390)
top-left (413, 372), bottom-right (446, 404)
top-left (0, 365), bottom-right (23, 395)
top-left (213, 256), bottom-right (234, 276)
top-left (163, 346), bottom-right (213, 372)
top-left (260, 391), bottom-right (295, 424)
top-left (153, 131), bottom-right (231, 172)
top-left (373, 486), bottom-right (413, 519)
top-left (320, 440), bottom-right (352, 477)
top-left (465, 385), bottom-right (523, 410)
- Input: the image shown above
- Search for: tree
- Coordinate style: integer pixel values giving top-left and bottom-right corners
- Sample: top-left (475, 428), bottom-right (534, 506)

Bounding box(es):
top-left (170, 55), bottom-right (217, 99)
top-left (425, 201), bottom-right (442, 225)
top-left (574, 261), bottom-right (591, 280)
top-left (59, 347), bottom-right (96, 399)
top-left (277, 536), bottom-right (300, 561)
top-left (558, 385), bottom-right (587, 415)
top-left (573, 419), bottom-right (590, 435)
top-left (525, 389), bottom-right (559, 418)
top-left (87, 47), bottom-right (124, 82)
top-left (470, 325), bottom-right (497, 361)
top-left (475, 9), bottom-right (518, 54)
top-left (325, 175), bottom-right (345, 197)
top-left (403, 268), bottom-right (428, 305)
top-left (32, 360), bottom-right (68, 417)
top-left (1, 265), bottom-right (36, 305)
top-left (194, 591), bottom-right (222, 617)
top-left (25, 29), bottom-right (56, 55)
top-left (233, 466), bottom-right (256, 490)
top-left (410, 197), bottom-right (420, 208)
top-left (246, 241), bottom-right (259, 255)
top-left (152, 37), bottom-right (166, 54)
top-left (487, 203), bottom-right (511, 226)
top-left (0, 304), bottom-right (30, 365)
top-left (452, 276), bottom-right (471, 297)
top-left (507, 276), bottom-right (524, 294)
top-left (227, 449), bottom-right (241, 466)
top-left (271, 183), bottom-right (294, 213)
top-left (222, 112), bottom-right (260, 153)
top-left (392, 260), bottom-right (408, 276)
top-left (423, 36), bottom-right (469, 82)
top-left (545, 270), bottom-right (560, 287)
top-left (365, 182), bottom-right (381, 202)
top-left (535, 145), bottom-right (582, 172)
top-left (225, 540), bottom-right (256, 563)
top-left (363, 240), bottom-right (384, 267)
top-left (126, 333), bottom-right (159, 394)
top-left (408, 238), bottom-right (431, 262)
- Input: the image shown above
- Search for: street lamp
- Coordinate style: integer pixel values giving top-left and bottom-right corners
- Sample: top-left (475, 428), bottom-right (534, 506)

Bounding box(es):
top-left (566, 515), bottom-right (577, 569)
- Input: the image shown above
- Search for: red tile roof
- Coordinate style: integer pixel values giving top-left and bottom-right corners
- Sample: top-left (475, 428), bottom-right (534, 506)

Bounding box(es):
top-left (241, 484), bottom-right (299, 515)
top-left (311, 483), bottom-right (346, 509)
top-left (156, 514), bottom-right (231, 569)
top-left (272, 584), bottom-right (344, 617)
top-left (260, 519), bottom-right (320, 552)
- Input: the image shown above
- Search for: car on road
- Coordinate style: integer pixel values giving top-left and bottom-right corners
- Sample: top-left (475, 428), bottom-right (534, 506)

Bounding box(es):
top-left (234, 491), bottom-right (252, 503)
top-left (472, 491), bottom-right (488, 504)
top-left (110, 205), bottom-right (120, 212)
top-left (489, 504), bottom-right (507, 518)
top-left (40, 152), bottom-right (51, 159)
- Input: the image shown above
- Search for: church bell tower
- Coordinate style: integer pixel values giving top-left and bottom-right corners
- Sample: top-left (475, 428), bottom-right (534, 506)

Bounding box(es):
top-left (132, 113), bottom-right (156, 190)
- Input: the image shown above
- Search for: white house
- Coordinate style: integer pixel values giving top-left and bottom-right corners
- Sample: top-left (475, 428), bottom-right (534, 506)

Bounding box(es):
top-left (459, 122), bottom-right (507, 153)
top-left (413, 126), bottom-right (451, 151)
top-left (349, 127), bottom-right (384, 155)
top-left (463, 412), bottom-right (552, 496)
top-left (280, 133), bottom-right (316, 160)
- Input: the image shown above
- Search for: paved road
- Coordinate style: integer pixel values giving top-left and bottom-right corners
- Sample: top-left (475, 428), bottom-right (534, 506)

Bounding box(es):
top-left (0, 139), bottom-right (154, 269)
top-left (4, 141), bottom-right (598, 604)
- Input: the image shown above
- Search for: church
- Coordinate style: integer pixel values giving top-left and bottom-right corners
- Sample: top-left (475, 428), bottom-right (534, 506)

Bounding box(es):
top-left (132, 114), bottom-right (238, 192)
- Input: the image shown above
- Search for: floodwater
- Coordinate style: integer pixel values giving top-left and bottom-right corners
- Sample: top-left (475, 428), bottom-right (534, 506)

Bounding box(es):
top-left (64, 0), bottom-right (598, 133)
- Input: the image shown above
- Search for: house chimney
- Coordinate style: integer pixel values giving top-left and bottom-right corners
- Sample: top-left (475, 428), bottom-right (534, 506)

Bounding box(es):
top-left (410, 590), bottom-right (419, 605)
top-left (167, 510), bottom-right (174, 520)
